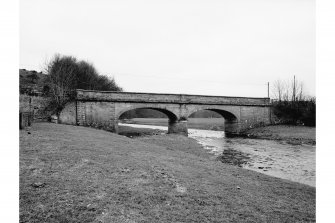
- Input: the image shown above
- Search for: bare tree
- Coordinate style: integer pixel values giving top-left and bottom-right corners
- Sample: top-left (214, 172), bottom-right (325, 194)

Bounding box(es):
top-left (297, 81), bottom-right (304, 101)
top-left (275, 79), bottom-right (291, 101)
top-left (272, 79), bottom-right (284, 101)
top-left (44, 54), bottom-right (123, 117)
top-left (272, 76), bottom-right (307, 102)
top-left (292, 76), bottom-right (296, 102)
top-left (45, 54), bottom-right (78, 115)
top-left (291, 76), bottom-right (305, 102)
top-left (283, 79), bottom-right (291, 101)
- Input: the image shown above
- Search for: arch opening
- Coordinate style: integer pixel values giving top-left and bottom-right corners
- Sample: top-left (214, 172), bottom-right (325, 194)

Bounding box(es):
top-left (188, 109), bottom-right (239, 133)
top-left (119, 107), bottom-right (177, 123)
top-left (117, 107), bottom-right (179, 136)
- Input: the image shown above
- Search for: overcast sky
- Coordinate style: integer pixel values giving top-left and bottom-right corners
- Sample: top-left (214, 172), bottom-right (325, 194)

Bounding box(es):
top-left (20, 0), bottom-right (315, 97)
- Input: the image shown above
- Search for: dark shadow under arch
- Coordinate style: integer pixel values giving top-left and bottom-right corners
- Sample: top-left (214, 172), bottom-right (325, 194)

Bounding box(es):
top-left (188, 109), bottom-right (239, 133)
top-left (188, 109), bottom-right (237, 121)
top-left (205, 109), bottom-right (237, 121)
top-left (118, 107), bottom-right (178, 122)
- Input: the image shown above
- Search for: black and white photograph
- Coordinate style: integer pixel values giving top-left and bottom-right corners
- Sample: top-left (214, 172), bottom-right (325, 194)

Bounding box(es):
top-left (4, 0), bottom-right (335, 222)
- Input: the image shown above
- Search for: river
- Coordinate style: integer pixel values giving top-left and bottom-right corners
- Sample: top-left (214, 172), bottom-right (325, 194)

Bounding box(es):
top-left (119, 123), bottom-right (315, 187)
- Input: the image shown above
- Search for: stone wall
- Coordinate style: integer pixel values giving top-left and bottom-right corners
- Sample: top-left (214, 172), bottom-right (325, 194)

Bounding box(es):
top-left (58, 101), bottom-right (118, 131)
top-left (19, 94), bottom-right (51, 120)
top-left (83, 101), bottom-right (116, 131)
top-left (239, 106), bottom-right (271, 129)
top-left (59, 102), bottom-right (76, 125)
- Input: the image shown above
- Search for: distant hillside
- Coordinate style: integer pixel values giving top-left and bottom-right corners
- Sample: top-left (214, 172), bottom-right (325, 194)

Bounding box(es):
top-left (19, 69), bottom-right (48, 95)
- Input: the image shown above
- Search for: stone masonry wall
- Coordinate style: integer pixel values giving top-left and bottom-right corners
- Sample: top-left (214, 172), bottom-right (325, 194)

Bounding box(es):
top-left (59, 102), bottom-right (76, 125)
top-left (84, 101), bottom-right (116, 130)
top-left (19, 94), bottom-right (51, 120)
top-left (239, 106), bottom-right (271, 130)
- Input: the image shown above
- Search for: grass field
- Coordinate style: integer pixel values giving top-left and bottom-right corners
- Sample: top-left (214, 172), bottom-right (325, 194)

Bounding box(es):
top-left (20, 123), bottom-right (315, 222)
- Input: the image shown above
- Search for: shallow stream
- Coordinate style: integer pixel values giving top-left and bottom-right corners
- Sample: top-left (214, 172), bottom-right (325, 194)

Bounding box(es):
top-left (119, 123), bottom-right (315, 187)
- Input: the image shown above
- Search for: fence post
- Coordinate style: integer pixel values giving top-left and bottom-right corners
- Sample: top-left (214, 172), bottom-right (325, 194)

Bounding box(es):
top-left (19, 112), bottom-right (23, 129)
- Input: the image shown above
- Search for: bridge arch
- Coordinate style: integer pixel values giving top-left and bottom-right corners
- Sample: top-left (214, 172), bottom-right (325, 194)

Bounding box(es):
top-left (187, 107), bottom-right (240, 134)
top-left (187, 106), bottom-right (239, 120)
top-left (115, 104), bottom-right (188, 135)
top-left (116, 105), bottom-right (178, 121)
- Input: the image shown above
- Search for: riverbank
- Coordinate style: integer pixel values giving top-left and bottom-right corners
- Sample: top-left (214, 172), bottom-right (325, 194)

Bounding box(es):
top-left (122, 119), bottom-right (316, 145)
top-left (118, 125), bottom-right (167, 137)
top-left (20, 123), bottom-right (315, 222)
top-left (122, 118), bottom-right (225, 130)
top-left (242, 125), bottom-right (316, 145)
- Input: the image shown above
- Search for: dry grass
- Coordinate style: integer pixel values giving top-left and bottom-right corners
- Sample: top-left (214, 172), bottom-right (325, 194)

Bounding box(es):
top-left (20, 123), bottom-right (315, 222)
top-left (243, 125), bottom-right (316, 145)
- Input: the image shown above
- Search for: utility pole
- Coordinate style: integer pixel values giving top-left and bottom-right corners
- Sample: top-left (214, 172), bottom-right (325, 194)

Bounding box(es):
top-left (293, 75), bottom-right (296, 102)
top-left (267, 82), bottom-right (271, 123)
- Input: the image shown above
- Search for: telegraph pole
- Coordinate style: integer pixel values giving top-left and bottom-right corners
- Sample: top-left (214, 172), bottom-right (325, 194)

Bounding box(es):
top-left (293, 75), bottom-right (296, 102)
top-left (267, 82), bottom-right (271, 123)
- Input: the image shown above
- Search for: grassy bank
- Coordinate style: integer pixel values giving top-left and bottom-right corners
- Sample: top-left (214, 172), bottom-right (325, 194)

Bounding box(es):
top-left (243, 125), bottom-right (316, 145)
top-left (20, 123), bottom-right (315, 222)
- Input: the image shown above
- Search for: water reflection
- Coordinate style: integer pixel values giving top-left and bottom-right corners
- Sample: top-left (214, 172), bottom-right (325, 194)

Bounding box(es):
top-left (119, 123), bottom-right (315, 187)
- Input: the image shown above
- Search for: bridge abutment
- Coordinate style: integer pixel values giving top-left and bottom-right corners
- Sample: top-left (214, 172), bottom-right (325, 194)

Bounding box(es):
top-left (107, 119), bottom-right (119, 133)
top-left (224, 120), bottom-right (241, 135)
top-left (168, 119), bottom-right (188, 136)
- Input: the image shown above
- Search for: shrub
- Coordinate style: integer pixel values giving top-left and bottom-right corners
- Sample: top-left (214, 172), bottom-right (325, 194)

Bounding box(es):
top-left (272, 99), bottom-right (315, 126)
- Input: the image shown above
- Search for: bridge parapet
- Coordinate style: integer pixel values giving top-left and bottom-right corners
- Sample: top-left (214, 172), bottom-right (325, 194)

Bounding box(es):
top-left (76, 89), bottom-right (270, 106)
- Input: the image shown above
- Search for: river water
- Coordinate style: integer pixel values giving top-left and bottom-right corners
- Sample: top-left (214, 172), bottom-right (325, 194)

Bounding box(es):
top-left (119, 123), bottom-right (315, 187)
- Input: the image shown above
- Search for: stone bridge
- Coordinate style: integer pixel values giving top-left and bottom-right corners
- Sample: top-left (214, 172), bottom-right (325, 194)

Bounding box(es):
top-left (59, 89), bottom-right (271, 136)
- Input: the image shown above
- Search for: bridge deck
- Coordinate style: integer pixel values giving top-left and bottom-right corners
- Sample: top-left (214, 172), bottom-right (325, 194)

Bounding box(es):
top-left (76, 89), bottom-right (270, 106)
